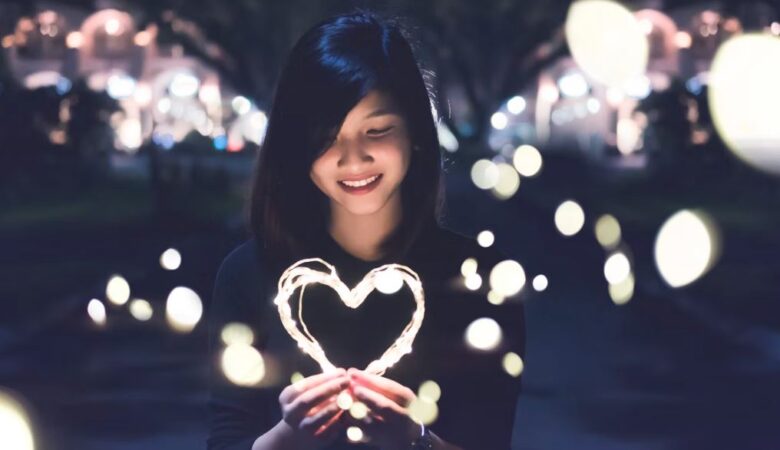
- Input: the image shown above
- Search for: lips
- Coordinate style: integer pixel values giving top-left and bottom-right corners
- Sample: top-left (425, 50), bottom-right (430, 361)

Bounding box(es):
top-left (338, 173), bottom-right (383, 194)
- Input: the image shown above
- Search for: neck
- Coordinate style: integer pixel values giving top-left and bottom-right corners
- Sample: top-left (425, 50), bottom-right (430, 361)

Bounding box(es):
top-left (328, 198), bottom-right (402, 262)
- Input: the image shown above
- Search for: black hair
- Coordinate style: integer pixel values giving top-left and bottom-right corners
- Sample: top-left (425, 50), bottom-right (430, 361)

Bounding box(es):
top-left (247, 9), bottom-right (444, 269)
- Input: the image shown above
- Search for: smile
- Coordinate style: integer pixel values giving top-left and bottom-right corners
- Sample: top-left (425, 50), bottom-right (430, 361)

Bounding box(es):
top-left (338, 174), bottom-right (382, 194)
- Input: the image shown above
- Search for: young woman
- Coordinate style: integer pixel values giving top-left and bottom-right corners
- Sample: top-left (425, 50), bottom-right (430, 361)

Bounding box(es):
top-left (207, 10), bottom-right (525, 450)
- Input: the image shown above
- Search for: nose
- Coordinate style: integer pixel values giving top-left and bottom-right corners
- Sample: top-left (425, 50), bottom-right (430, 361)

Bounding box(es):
top-left (337, 140), bottom-right (374, 168)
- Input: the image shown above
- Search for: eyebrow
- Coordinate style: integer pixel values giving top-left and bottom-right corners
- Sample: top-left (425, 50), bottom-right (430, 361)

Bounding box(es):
top-left (363, 108), bottom-right (401, 120)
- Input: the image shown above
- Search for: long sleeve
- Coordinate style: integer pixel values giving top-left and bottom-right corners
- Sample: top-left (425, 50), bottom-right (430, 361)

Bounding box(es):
top-left (207, 242), bottom-right (280, 450)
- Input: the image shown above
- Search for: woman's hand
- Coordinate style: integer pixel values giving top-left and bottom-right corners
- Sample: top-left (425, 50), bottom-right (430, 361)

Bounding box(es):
top-left (345, 368), bottom-right (421, 450)
top-left (277, 369), bottom-right (350, 449)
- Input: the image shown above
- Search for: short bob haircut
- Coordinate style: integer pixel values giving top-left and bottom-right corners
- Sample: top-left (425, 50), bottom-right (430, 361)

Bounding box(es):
top-left (248, 10), bottom-right (444, 268)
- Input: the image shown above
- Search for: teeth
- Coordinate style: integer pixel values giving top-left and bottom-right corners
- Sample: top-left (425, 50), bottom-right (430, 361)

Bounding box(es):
top-left (341, 174), bottom-right (379, 187)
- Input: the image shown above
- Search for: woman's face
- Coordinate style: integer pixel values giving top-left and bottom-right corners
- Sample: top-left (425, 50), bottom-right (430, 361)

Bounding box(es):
top-left (310, 90), bottom-right (412, 219)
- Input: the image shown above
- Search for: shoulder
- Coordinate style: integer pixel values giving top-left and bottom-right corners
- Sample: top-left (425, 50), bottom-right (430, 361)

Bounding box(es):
top-left (215, 238), bottom-right (268, 288)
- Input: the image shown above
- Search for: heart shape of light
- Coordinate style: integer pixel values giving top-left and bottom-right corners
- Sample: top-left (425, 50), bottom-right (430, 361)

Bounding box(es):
top-left (273, 258), bottom-right (425, 375)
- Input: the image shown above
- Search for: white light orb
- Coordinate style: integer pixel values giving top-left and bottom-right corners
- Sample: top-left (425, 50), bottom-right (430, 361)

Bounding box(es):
top-left (464, 272), bottom-right (483, 291)
top-left (221, 343), bottom-right (265, 386)
top-left (460, 258), bottom-right (478, 277)
top-left (489, 260), bottom-right (526, 297)
top-left (375, 268), bottom-right (404, 295)
top-left (350, 401), bottom-right (369, 420)
top-left (565, 0), bottom-right (649, 88)
top-left (491, 163), bottom-right (521, 200)
top-left (502, 352), bottom-right (525, 377)
top-left (512, 145), bottom-right (543, 177)
top-left (166, 286), bottom-right (203, 333)
top-left (221, 322), bottom-right (255, 346)
top-left (470, 159), bottom-right (500, 190)
top-left (554, 200), bottom-right (585, 237)
top-left (558, 72), bottom-right (590, 98)
top-left (532, 275), bottom-right (548, 292)
top-left (106, 275), bottom-right (130, 306)
top-left (408, 397), bottom-right (439, 425)
top-left (609, 272), bottom-right (635, 304)
top-left (491, 112), bottom-right (509, 130)
top-left (477, 230), bottom-right (495, 248)
top-left (160, 248), bottom-right (181, 270)
top-left (0, 391), bottom-right (34, 450)
top-left (709, 34), bottom-right (780, 175)
top-left (595, 214), bottom-right (622, 248)
top-left (507, 96), bottom-right (527, 114)
top-left (87, 299), bottom-right (106, 326)
top-left (654, 210), bottom-right (719, 288)
top-left (346, 426), bottom-right (364, 442)
top-left (128, 299), bottom-right (153, 321)
top-left (337, 390), bottom-right (354, 410)
top-left (418, 380), bottom-right (441, 403)
top-left (487, 290), bottom-right (506, 305)
top-left (465, 317), bottom-right (503, 351)
top-left (604, 252), bottom-right (631, 285)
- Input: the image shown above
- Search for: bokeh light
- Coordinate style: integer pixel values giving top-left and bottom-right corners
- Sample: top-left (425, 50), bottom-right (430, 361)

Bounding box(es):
top-left (502, 352), bottom-right (525, 377)
top-left (465, 317), bottom-right (503, 351)
top-left (0, 390), bottom-right (35, 450)
top-left (418, 380), bottom-right (441, 403)
top-left (709, 34), bottom-right (780, 175)
top-left (477, 230), bottom-right (495, 248)
top-left (609, 272), bottom-right (635, 304)
top-left (464, 272), bottom-right (483, 291)
top-left (507, 96), bottom-right (527, 114)
top-left (221, 343), bottom-right (265, 386)
top-left (87, 299), bottom-right (106, 326)
top-left (604, 252), bottom-right (631, 285)
top-left (350, 401), bottom-right (369, 419)
top-left (471, 159), bottom-right (500, 190)
top-left (489, 260), bottom-right (526, 297)
top-left (347, 426), bottom-right (364, 442)
top-left (512, 144), bottom-right (543, 177)
top-left (221, 322), bottom-right (255, 346)
top-left (532, 275), bottom-right (548, 292)
top-left (128, 299), bottom-right (153, 322)
top-left (290, 372), bottom-right (304, 384)
top-left (487, 290), bottom-right (506, 305)
top-left (654, 210), bottom-right (720, 288)
top-left (165, 286), bottom-right (203, 333)
top-left (106, 275), bottom-right (130, 306)
top-left (160, 248), bottom-right (182, 270)
top-left (408, 397), bottom-right (439, 425)
top-left (595, 214), bottom-right (622, 249)
top-left (337, 390), bottom-right (354, 410)
top-left (491, 163), bottom-right (521, 199)
top-left (565, 0), bottom-right (649, 88)
top-left (460, 258), bottom-right (478, 277)
top-left (491, 112), bottom-right (508, 130)
top-left (554, 200), bottom-right (585, 237)
top-left (374, 268), bottom-right (404, 295)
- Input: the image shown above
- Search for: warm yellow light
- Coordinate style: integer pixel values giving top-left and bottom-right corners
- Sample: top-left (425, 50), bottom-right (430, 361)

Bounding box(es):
top-left (609, 272), bottom-right (635, 304)
top-left (408, 397), bottom-right (439, 425)
top-left (66, 31), bottom-right (83, 48)
top-left (470, 159), bottom-right (499, 190)
top-left (336, 390), bottom-right (354, 410)
top-left (290, 372), bottom-right (304, 384)
top-left (160, 248), bottom-right (181, 270)
top-left (128, 299), bottom-right (153, 321)
top-left (221, 343), bottom-right (265, 386)
top-left (465, 317), bottom-right (503, 351)
top-left (595, 214), bottom-right (621, 249)
top-left (166, 286), bottom-right (203, 333)
top-left (512, 144), bottom-right (543, 177)
top-left (134, 30), bottom-right (152, 46)
top-left (709, 34), bottom-right (780, 175)
top-left (654, 210), bottom-right (719, 288)
top-left (350, 401), bottom-right (369, 419)
top-left (487, 290), bottom-right (506, 305)
top-left (220, 322), bottom-right (254, 346)
top-left (491, 163), bottom-right (521, 200)
top-left (554, 200), bottom-right (585, 237)
top-left (418, 380), bottom-right (441, 403)
top-left (489, 260), bottom-right (526, 297)
top-left (0, 391), bottom-right (34, 450)
top-left (460, 258), bottom-right (478, 277)
top-left (565, 0), bottom-right (649, 88)
top-left (502, 352), bottom-right (525, 377)
top-left (464, 272), bottom-right (483, 291)
top-left (106, 275), bottom-right (130, 306)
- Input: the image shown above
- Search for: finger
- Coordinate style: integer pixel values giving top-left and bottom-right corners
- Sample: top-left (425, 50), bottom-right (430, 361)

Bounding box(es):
top-left (314, 409), bottom-right (345, 437)
top-left (353, 385), bottom-right (406, 418)
top-left (288, 376), bottom-right (349, 421)
top-left (306, 394), bottom-right (337, 417)
top-left (348, 369), bottom-right (415, 406)
top-left (280, 369), bottom-right (346, 404)
top-left (300, 399), bottom-right (342, 432)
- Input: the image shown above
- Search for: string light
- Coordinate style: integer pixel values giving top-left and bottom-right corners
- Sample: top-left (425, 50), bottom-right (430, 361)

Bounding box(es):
top-left (274, 258), bottom-right (425, 376)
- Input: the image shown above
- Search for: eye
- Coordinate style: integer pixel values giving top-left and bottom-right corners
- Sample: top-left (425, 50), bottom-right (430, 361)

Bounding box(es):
top-left (367, 126), bottom-right (394, 137)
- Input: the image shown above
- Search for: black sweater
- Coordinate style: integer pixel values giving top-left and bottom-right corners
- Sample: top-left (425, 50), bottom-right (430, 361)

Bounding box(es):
top-left (207, 225), bottom-right (526, 450)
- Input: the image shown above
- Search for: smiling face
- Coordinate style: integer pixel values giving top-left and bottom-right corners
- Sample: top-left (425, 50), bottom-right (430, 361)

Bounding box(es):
top-left (309, 90), bottom-right (412, 222)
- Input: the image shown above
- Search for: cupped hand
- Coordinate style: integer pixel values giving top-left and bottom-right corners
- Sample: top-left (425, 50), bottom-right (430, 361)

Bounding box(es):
top-left (278, 368), bottom-right (350, 448)
top-left (344, 368), bottom-right (421, 450)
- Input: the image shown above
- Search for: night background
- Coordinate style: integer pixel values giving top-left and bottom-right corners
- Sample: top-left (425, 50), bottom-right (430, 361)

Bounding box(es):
top-left (1, 0), bottom-right (779, 449)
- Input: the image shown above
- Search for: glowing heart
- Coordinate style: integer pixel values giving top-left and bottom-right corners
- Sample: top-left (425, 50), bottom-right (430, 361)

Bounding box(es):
top-left (273, 258), bottom-right (425, 375)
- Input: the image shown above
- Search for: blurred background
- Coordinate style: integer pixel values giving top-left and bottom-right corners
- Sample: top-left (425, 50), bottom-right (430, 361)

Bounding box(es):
top-left (1, 0), bottom-right (779, 449)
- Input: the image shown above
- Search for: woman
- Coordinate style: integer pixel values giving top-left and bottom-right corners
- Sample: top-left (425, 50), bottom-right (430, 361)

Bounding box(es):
top-left (207, 10), bottom-right (525, 450)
